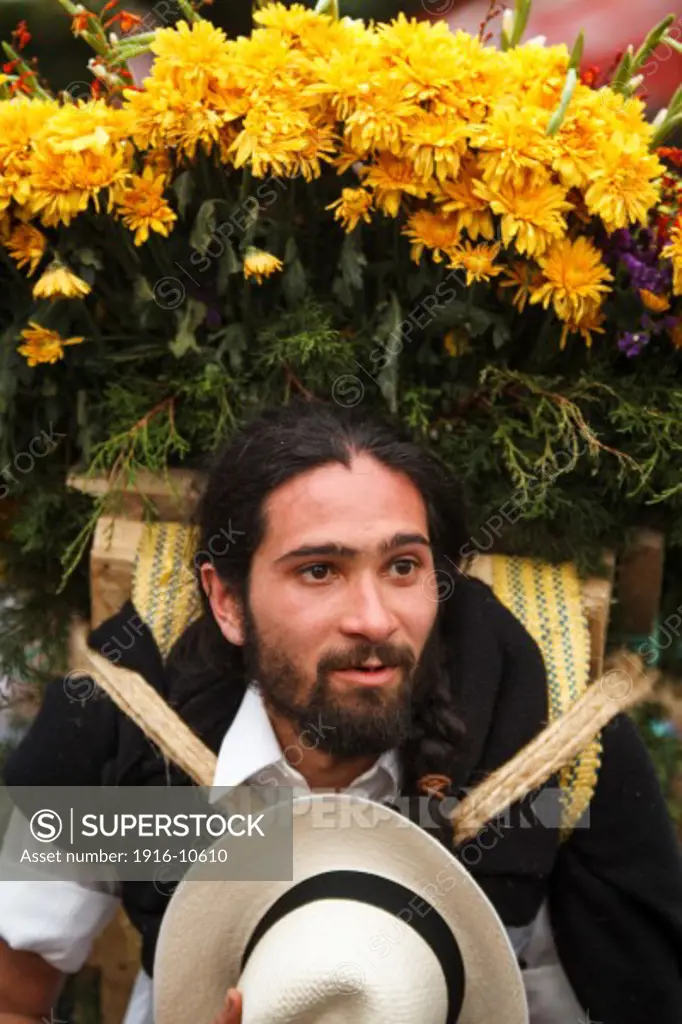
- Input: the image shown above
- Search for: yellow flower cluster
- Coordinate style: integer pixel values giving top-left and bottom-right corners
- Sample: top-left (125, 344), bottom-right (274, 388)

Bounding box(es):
top-left (0, 3), bottom-right (667, 357)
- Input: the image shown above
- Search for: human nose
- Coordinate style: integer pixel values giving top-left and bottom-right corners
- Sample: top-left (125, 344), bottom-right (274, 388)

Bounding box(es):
top-left (339, 574), bottom-right (398, 640)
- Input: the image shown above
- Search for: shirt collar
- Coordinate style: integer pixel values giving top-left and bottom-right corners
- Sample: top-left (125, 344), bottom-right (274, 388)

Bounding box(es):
top-left (212, 683), bottom-right (401, 796)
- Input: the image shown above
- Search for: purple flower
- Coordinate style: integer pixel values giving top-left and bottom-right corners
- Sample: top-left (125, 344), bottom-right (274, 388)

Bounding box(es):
top-left (621, 253), bottom-right (665, 292)
top-left (617, 330), bottom-right (650, 357)
top-left (642, 313), bottom-right (677, 336)
top-left (611, 228), bottom-right (634, 252)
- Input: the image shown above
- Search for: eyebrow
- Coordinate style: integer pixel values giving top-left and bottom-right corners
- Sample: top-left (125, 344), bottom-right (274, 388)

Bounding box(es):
top-left (274, 531), bottom-right (432, 565)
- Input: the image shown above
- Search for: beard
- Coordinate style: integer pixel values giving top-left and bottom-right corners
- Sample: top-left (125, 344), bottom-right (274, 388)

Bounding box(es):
top-left (240, 599), bottom-right (441, 759)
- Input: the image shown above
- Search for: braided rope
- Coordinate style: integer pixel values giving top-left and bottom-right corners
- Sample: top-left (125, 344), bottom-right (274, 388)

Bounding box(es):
top-left (450, 650), bottom-right (653, 845)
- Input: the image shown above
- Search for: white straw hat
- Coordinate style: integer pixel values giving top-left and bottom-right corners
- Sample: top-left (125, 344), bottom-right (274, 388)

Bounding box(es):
top-left (154, 793), bottom-right (529, 1024)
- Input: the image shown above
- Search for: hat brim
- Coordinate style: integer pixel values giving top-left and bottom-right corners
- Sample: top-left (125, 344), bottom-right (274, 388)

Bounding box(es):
top-left (154, 793), bottom-right (528, 1024)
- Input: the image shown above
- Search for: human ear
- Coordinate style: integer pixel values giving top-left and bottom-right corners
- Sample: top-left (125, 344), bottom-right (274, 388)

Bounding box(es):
top-left (199, 563), bottom-right (245, 646)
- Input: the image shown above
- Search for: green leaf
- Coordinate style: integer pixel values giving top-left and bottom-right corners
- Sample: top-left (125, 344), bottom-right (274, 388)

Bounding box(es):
top-left (283, 259), bottom-right (307, 306)
top-left (133, 276), bottom-right (155, 307)
top-left (492, 322), bottom-right (511, 350)
top-left (189, 200), bottom-right (218, 253)
top-left (216, 240), bottom-right (241, 296)
top-left (172, 171), bottom-right (195, 219)
top-left (547, 68), bottom-right (578, 136)
top-left (332, 275), bottom-right (353, 307)
top-left (169, 298), bottom-right (207, 358)
top-left (569, 30), bottom-right (584, 71)
top-left (76, 248), bottom-right (104, 271)
top-left (215, 321), bottom-right (248, 374)
top-left (284, 237), bottom-right (298, 264)
top-left (374, 291), bottom-right (402, 414)
top-left (338, 232), bottom-right (367, 291)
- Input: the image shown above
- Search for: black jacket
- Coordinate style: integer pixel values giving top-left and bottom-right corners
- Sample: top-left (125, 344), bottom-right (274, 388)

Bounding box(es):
top-left (4, 577), bottom-right (682, 1020)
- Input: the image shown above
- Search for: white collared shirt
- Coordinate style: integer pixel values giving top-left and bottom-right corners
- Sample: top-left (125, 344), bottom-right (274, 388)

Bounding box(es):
top-left (213, 684), bottom-right (402, 802)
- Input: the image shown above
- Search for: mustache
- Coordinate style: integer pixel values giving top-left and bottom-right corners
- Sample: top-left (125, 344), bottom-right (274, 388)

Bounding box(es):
top-left (318, 643), bottom-right (416, 673)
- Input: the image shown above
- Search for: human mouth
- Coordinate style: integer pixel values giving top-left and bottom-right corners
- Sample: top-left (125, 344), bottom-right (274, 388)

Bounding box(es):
top-left (331, 665), bottom-right (399, 686)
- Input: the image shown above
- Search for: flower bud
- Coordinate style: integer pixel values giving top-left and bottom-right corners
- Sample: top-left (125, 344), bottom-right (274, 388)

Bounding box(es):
top-left (502, 8), bottom-right (515, 38)
top-left (628, 74), bottom-right (644, 91)
top-left (652, 107), bottom-right (668, 128)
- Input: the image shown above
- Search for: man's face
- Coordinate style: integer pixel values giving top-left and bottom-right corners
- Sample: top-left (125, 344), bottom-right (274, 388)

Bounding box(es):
top-left (239, 453), bottom-right (441, 757)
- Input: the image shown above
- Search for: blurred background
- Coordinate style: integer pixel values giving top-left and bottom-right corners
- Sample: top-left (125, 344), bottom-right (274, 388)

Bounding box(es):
top-left (2, 0), bottom-right (680, 111)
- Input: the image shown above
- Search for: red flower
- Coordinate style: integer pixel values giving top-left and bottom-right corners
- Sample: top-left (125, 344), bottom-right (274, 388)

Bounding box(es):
top-left (580, 64), bottom-right (601, 89)
top-left (11, 20), bottom-right (31, 50)
top-left (9, 71), bottom-right (33, 96)
top-left (105, 10), bottom-right (144, 33)
top-left (658, 147), bottom-right (682, 170)
top-left (71, 11), bottom-right (95, 34)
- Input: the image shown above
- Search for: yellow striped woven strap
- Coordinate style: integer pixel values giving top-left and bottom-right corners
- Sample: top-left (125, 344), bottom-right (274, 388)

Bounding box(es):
top-left (488, 554), bottom-right (602, 840)
top-left (132, 522), bottom-right (202, 662)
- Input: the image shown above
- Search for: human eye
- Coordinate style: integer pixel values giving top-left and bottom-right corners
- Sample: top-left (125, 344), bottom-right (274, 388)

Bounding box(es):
top-left (389, 556), bottom-right (422, 579)
top-left (297, 563), bottom-right (336, 583)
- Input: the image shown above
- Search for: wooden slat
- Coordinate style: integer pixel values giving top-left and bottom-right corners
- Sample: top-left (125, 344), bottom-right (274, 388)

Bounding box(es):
top-left (90, 517), bottom-right (145, 628)
top-left (68, 468), bottom-right (207, 523)
top-left (615, 528), bottom-right (665, 637)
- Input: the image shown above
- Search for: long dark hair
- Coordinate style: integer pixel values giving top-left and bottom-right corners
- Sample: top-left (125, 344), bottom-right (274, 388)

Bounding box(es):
top-left (166, 397), bottom-right (472, 794)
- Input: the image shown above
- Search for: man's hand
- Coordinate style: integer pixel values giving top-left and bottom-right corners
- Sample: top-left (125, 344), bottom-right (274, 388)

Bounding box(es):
top-left (213, 988), bottom-right (242, 1024)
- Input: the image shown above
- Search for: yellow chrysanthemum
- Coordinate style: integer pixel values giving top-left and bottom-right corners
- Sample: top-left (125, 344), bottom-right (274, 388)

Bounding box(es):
top-left (5, 223), bottom-right (47, 277)
top-left (471, 104), bottom-right (558, 191)
top-left (549, 90), bottom-right (605, 191)
top-left (243, 248), bottom-right (283, 284)
top-left (499, 261), bottom-right (544, 313)
top-left (113, 166), bottom-right (177, 246)
top-left (39, 101), bottom-right (135, 155)
top-left (0, 97), bottom-right (57, 177)
top-left (501, 41), bottom-right (570, 111)
top-left (474, 173), bottom-right (573, 259)
top-left (124, 80), bottom-right (240, 161)
top-left (343, 74), bottom-right (422, 158)
top-left (327, 188), bottom-right (373, 232)
top-left (33, 261), bottom-right (91, 301)
top-left (229, 99), bottom-right (336, 181)
top-left (435, 158), bottom-right (495, 242)
top-left (254, 1), bottom-right (335, 41)
top-left (149, 18), bottom-right (231, 93)
top-left (403, 209), bottom-right (462, 264)
top-left (584, 136), bottom-right (663, 232)
top-left (25, 142), bottom-right (131, 228)
top-left (558, 306), bottom-right (606, 350)
top-left (662, 221), bottom-right (682, 296)
top-left (144, 149), bottom-right (175, 184)
top-left (0, 98), bottom-right (60, 213)
top-left (17, 321), bottom-right (85, 367)
top-left (529, 236), bottom-right (613, 324)
top-left (362, 154), bottom-right (433, 218)
top-left (448, 241), bottom-right (503, 285)
top-left (401, 112), bottom-right (470, 184)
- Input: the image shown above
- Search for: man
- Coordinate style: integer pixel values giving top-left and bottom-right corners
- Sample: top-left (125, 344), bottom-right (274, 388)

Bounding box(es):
top-left (0, 397), bottom-right (681, 1023)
